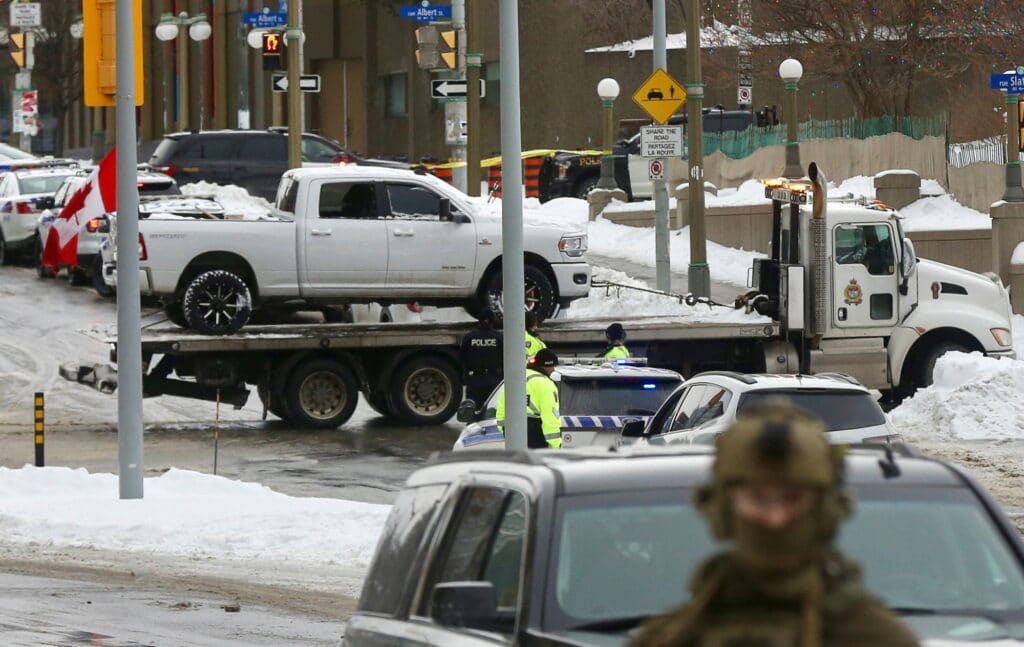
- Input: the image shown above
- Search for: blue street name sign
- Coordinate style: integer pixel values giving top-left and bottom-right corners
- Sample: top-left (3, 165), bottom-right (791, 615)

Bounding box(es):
top-left (990, 73), bottom-right (1024, 94)
top-left (400, 4), bottom-right (453, 21)
top-left (243, 11), bottom-right (288, 28)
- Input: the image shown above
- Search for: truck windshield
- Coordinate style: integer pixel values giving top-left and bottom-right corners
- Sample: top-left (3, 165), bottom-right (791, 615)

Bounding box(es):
top-left (559, 378), bottom-right (681, 416)
top-left (545, 486), bottom-right (1024, 641)
top-left (737, 388), bottom-right (886, 431)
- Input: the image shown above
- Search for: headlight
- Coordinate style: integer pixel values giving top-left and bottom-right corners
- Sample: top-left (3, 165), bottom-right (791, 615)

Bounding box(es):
top-left (991, 327), bottom-right (1013, 347)
top-left (558, 235), bottom-right (587, 257)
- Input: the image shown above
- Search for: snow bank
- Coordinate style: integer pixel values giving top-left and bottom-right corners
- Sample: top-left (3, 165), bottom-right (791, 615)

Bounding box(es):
top-left (899, 194), bottom-right (991, 232)
top-left (0, 467), bottom-right (390, 567)
top-left (180, 181), bottom-right (274, 219)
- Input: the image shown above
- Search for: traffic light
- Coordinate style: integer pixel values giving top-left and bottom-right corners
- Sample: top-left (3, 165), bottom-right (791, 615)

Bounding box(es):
top-left (8, 33), bottom-right (24, 68)
top-left (415, 25), bottom-right (458, 71)
top-left (82, 0), bottom-right (144, 107)
top-left (262, 31), bottom-right (284, 70)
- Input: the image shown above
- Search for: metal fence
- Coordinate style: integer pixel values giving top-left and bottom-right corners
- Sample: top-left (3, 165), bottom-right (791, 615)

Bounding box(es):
top-left (947, 136), bottom-right (1006, 168)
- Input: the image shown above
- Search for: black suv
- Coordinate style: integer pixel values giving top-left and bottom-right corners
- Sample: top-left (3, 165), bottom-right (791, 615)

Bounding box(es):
top-left (346, 447), bottom-right (1024, 645)
top-left (148, 129), bottom-right (406, 201)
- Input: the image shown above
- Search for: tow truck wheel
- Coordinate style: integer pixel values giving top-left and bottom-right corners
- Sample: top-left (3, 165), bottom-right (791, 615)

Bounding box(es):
top-left (182, 269), bottom-right (253, 335)
top-left (481, 264), bottom-right (556, 321)
top-left (285, 358), bottom-right (359, 429)
top-left (389, 355), bottom-right (462, 425)
top-left (367, 391), bottom-right (394, 417)
top-left (918, 341), bottom-right (972, 388)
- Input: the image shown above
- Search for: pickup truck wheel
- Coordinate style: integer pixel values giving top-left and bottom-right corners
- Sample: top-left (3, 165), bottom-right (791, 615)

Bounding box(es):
top-left (67, 266), bottom-right (90, 286)
top-left (92, 256), bottom-right (114, 297)
top-left (182, 270), bottom-right (253, 335)
top-left (482, 264), bottom-right (556, 321)
top-left (35, 237), bottom-right (51, 278)
top-left (163, 303), bottom-right (189, 328)
top-left (0, 231), bottom-right (9, 266)
top-left (389, 356), bottom-right (462, 425)
top-left (574, 174), bottom-right (599, 199)
top-left (285, 358), bottom-right (359, 429)
top-left (918, 341), bottom-right (972, 388)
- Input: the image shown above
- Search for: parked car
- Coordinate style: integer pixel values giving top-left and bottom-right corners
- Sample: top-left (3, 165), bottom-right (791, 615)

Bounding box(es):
top-left (346, 446), bottom-right (1024, 645)
top-left (453, 361), bottom-right (684, 450)
top-left (148, 129), bottom-right (408, 201)
top-left (621, 371), bottom-right (900, 446)
top-left (35, 169), bottom-right (180, 290)
top-left (0, 159), bottom-right (80, 264)
top-left (0, 142), bottom-right (36, 162)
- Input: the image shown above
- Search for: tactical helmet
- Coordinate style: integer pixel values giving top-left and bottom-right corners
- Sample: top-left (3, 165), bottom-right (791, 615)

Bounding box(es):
top-left (694, 402), bottom-right (851, 541)
top-left (478, 307), bottom-right (497, 325)
top-left (531, 348), bottom-right (559, 368)
top-left (605, 322), bottom-right (626, 341)
top-left (525, 311), bottom-right (540, 329)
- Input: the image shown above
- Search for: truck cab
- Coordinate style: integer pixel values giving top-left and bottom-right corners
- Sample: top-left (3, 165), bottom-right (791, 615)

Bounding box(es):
top-left (748, 164), bottom-right (1014, 395)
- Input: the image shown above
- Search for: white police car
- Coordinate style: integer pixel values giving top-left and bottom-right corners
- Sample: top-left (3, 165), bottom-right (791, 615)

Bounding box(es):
top-left (621, 371), bottom-right (901, 446)
top-left (453, 361), bottom-right (684, 451)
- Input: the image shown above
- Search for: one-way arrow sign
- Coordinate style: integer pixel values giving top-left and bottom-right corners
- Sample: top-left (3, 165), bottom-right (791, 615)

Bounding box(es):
top-left (431, 79), bottom-right (486, 99)
top-left (271, 73), bottom-right (321, 93)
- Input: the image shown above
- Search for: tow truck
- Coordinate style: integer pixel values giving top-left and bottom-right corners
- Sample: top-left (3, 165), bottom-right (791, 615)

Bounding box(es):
top-left (78, 162), bottom-right (1012, 429)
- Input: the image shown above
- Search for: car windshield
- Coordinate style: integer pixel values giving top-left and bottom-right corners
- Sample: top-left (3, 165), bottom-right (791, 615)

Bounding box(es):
top-left (545, 485), bottom-right (1024, 640)
top-left (19, 173), bottom-right (75, 195)
top-left (559, 378), bottom-right (680, 416)
top-left (737, 388), bottom-right (886, 431)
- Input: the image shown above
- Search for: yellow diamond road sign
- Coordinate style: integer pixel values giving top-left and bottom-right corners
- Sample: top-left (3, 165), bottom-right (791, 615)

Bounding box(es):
top-left (632, 67), bottom-right (686, 125)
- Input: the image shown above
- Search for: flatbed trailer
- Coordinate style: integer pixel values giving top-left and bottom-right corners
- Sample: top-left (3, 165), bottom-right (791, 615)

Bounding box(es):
top-left (117, 314), bottom-right (782, 429)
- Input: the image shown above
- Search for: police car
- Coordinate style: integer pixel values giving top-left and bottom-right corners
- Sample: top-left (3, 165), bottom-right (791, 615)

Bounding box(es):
top-left (453, 360), bottom-right (684, 451)
top-left (621, 371), bottom-right (901, 446)
top-left (0, 159), bottom-right (80, 265)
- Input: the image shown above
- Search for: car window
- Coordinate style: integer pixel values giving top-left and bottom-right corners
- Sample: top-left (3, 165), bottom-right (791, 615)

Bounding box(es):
top-left (19, 173), bottom-right (74, 195)
top-left (180, 137), bottom-right (236, 161)
top-left (835, 224), bottom-right (895, 276)
top-left (646, 386), bottom-right (686, 436)
top-left (559, 378), bottom-right (681, 416)
top-left (358, 484), bottom-right (448, 616)
top-left (149, 137), bottom-right (181, 165)
top-left (736, 388), bottom-right (886, 431)
top-left (237, 136), bottom-right (286, 161)
top-left (668, 384), bottom-right (708, 432)
top-left (386, 183), bottom-right (446, 220)
top-left (302, 136), bottom-right (340, 162)
top-left (51, 182), bottom-right (70, 206)
top-left (685, 385), bottom-right (732, 429)
top-left (419, 486), bottom-right (527, 629)
top-left (0, 174), bottom-right (13, 196)
top-left (318, 182), bottom-right (377, 220)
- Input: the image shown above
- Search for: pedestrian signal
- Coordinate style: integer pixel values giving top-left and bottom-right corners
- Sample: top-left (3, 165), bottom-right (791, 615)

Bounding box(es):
top-left (262, 31), bottom-right (284, 70)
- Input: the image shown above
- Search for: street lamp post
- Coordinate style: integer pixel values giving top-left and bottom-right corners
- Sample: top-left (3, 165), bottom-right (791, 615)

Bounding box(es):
top-left (779, 57), bottom-right (803, 179)
top-left (596, 78), bottom-right (619, 190)
top-left (155, 12), bottom-right (212, 132)
top-left (1000, 69), bottom-right (1024, 202)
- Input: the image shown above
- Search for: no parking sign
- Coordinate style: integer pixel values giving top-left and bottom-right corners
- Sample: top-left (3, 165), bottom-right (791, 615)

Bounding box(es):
top-left (648, 159), bottom-right (664, 180)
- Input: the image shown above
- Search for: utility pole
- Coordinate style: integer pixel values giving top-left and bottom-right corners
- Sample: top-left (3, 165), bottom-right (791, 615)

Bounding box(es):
top-left (115, 0), bottom-right (144, 499)
top-left (686, 0), bottom-right (710, 298)
top-left (652, 0), bottom-right (670, 292)
top-left (465, 0), bottom-right (481, 196)
top-left (499, 0), bottom-right (526, 450)
top-left (450, 0), bottom-right (467, 193)
top-left (286, 0), bottom-right (302, 169)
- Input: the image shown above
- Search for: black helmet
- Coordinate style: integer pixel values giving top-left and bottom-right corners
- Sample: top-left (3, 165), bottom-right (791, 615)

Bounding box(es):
top-left (605, 322), bottom-right (626, 341)
top-left (525, 311), bottom-right (540, 329)
top-left (531, 348), bottom-right (559, 368)
top-left (478, 308), bottom-right (497, 325)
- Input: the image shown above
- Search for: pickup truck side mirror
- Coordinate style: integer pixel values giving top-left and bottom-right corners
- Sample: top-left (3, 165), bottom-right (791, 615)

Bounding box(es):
top-left (431, 581), bottom-right (513, 633)
top-left (36, 196), bottom-right (55, 211)
top-left (439, 197), bottom-right (452, 221)
top-left (621, 418), bottom-right (647, 438)
top-left (456, 398), bottom-right (478, 423)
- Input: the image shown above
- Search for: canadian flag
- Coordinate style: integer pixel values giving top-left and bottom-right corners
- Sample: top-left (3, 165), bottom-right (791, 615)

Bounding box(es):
top-left (42, 148), bottom-right (117, 271)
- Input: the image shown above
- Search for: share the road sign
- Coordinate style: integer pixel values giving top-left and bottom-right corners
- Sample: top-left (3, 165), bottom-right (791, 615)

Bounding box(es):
top-left (272, 74), bottom-right (321, 93)
top-left (633, 68), bottom-right (686, 125)
top-left (431, 79), bottom-right (486, 99)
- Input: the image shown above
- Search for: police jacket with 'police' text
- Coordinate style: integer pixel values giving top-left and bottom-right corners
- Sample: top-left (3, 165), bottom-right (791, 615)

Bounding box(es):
top-left (460, 328), bottom-right (503, 376)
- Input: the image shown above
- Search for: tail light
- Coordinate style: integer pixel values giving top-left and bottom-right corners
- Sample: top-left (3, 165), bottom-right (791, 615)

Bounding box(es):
top-left (85, 217), bottom-right (109, 233)
top-left (333, 152), bottom-right (354, 165)
top-left (157, 163), bottom-right (178, 177)
top-left (138, 233), bottom-right (148, 261)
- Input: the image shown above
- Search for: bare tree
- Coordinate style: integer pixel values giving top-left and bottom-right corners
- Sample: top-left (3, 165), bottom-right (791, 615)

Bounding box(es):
top-left (28, 2), bottom-right (83, 154)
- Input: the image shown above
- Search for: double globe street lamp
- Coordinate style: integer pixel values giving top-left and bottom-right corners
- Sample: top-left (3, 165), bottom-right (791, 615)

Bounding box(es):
top-left (155, 12), bottom-right (212, 132)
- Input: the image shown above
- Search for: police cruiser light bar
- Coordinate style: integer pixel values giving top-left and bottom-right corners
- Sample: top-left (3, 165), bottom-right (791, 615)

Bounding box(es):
top-left (561, 357), bottom-right (649, 367)
top-left (761, 178), bottom-right (813, 204)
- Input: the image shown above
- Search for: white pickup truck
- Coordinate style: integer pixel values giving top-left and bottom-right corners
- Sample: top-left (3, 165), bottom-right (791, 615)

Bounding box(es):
top-left (133, 166), bottom-right (591, 333)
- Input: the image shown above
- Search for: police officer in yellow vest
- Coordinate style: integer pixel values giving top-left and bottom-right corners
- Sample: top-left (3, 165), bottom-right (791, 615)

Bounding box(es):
top-left (525, 311), bottom-right (547, 359)
top-left (496, 348), bottom-right (562, 449)
top-left (600, 322), bottom-right (630, 360)
top-left (630, 403), bottom-right (919, 647)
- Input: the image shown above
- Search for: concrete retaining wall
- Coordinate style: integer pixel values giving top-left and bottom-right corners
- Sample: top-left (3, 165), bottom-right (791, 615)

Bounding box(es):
top-left (904, 229), bottom-right (993, 275)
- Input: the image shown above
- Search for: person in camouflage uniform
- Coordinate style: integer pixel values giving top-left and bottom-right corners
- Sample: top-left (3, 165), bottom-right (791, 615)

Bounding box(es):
top-left (631, 403), bottom-right (920, 647)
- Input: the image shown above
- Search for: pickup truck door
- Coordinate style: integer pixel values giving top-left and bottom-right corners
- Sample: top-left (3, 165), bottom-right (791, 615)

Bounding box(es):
top-left (831, 223), bottom-right (899, 329)
top-left (383, 182), bottom-right (477, 292)
top-left (301, 180), bottom-right (389, 294)
top-left (625, 136), bottom-right (653, 200)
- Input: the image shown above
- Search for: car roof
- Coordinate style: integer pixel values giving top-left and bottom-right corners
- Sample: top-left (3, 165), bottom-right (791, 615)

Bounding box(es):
top-left (11, 166), bottom-right (80, 179)
top-left (283, 165), bottom-right (431, 182)
top-left (553, 363), bottom-right (683, 381)
top-left (162, 129), bottom-right (326, 139)
top-left (687, 371), bottom-right (870, 392)
top-left (414, 447), bottom-right (967, 495)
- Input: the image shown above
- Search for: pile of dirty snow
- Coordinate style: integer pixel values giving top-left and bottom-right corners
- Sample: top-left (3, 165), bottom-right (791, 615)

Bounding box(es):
top-left (180, 181), bottom-right (274, 219)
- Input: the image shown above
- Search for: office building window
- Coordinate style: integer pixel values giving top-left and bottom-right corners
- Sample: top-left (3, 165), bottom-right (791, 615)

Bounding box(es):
top-left (385, 73), bottom-right (407, 117)
top-left (484, 62), bottom-right (500, 106)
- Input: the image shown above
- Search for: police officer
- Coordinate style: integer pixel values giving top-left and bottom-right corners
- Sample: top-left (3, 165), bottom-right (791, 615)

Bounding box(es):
top-left (525, 311), bottom-right (546, 358)
top-left (631, 404), bottom-right (919, 647)
top-left (459, 308), bottom-right (503, 407)
top-left (496, 348), bottom-right (562, 449)
top-left (599, 322), bottom-right (630, 359)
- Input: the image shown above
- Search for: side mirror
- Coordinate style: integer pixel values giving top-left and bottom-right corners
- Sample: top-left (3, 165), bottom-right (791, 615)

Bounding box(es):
top-left (36, 196), bottom-right (54, 210)
top-left (430, 581), bottom-right (511, 632)
top-left (456, 398), bottom-right (477, 423)
top-left (621, 418), bottom-right (647, 438)
top-left (901, 238), bottom-right (917, 278)
top-left (439, 197), bottom-right (452, 221)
